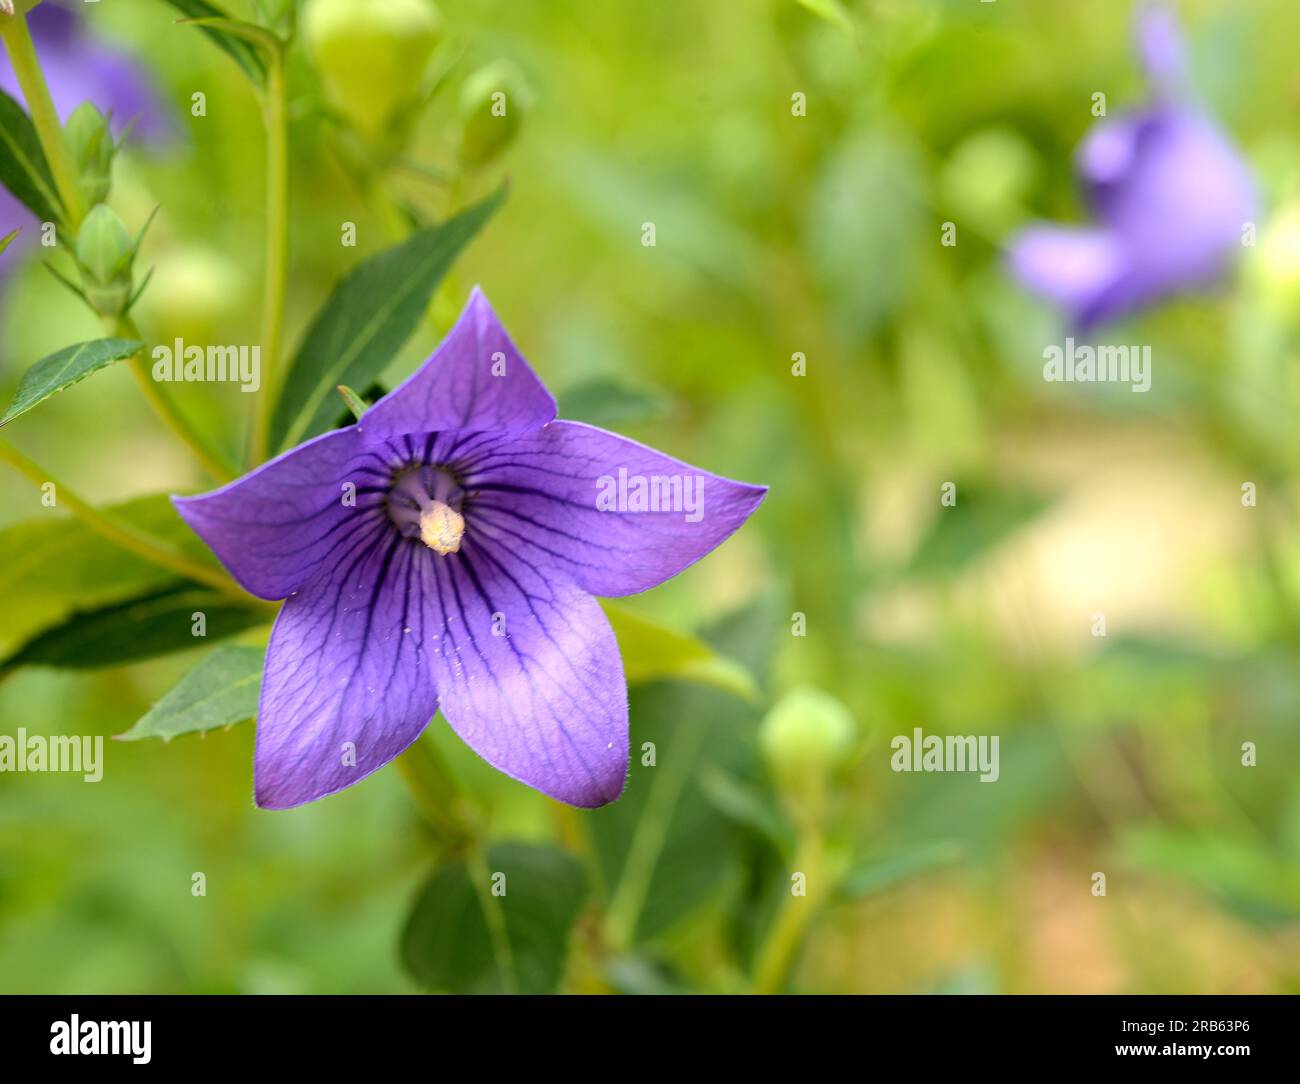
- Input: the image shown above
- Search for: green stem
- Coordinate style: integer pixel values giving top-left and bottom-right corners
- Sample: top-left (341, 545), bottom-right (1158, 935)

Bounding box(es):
top-left (250, 50), bottom-right (289, 464)
top-left (0, 12), bottom-right (84, 231)
top-left (751, 830), bottom-right (826, 995)
top-left (112, 314), bottom-right (237, 482)
top-left (394, 732), bottom-right (474, 851)
top-left (0, 437), bottom-right (254, 601)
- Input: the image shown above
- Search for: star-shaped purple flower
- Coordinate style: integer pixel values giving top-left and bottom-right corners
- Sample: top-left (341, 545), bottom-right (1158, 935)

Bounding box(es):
top-left (1008, 4), bottom-right (1255, 332)
top-left (174, 290), bottom-right (767, 809)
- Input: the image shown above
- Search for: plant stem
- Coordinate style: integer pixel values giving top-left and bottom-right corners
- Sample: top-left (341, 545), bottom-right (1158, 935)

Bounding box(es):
top-left (112, 314), bottom-right (237, 482)
top-left (751, 829), bottom-right (826, 995)
top-left (0, 437), bottom-right (255, 602)
top-left (0, 12), bottom-right (84, 231)
top-left (250, 50), bottom-right (289, 464)
top-left (394, 732), bottom-right (474, 852)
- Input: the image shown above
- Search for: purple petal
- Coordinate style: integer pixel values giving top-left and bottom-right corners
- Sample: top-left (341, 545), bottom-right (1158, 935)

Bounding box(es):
top-left (255, 529), bottom-right (440, 808)
top-left (1078, 114), bottom-right (1150, 189)
top-left (1007, 225), bottom-right (1125, 313)
top-left (1136, 3), bottom-right (1186, 95)
top-left (456, 421), bottom-right (767, 598)
top-left (1092, 111), bottom-right (1254, 286)
top-left (429, 532), bottom-right (628, 807)
top-left (172, 426), bottom-right (382, 601)
top-left (361, 288), bottom-right (557, 441)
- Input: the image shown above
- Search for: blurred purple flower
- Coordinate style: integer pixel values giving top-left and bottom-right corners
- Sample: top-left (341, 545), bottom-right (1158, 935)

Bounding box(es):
top-left (0, 3), bottom-right (173, 251)
top-left (1008, 4), bottom-right (1255, 332)
top-left (174, 290), bottom-right (767, 810)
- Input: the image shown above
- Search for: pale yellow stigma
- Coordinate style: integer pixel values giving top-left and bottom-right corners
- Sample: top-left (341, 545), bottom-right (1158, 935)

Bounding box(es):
top-left (418, 501), bottom-right (466, 555)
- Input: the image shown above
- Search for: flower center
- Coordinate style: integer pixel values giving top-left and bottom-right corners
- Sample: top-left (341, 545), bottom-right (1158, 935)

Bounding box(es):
top-left (387, 467), bottom-right (466, 555)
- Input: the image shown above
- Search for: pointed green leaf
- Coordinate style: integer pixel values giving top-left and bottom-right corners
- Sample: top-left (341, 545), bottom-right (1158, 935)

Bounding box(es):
top-left (794, 0), bottom-right (854, 35)
top-left (270, 185), bottom-right (507, 451)
top-left (119, 645), bottom-right (263, 741)
top-left (1, 582), bottom-right (268, 672)
top-left (0, 227), bottom-right (18, 254)
top-left (905, 484), bottom-right (1053, 578)
top-left (1, 338), bottom-right (142, 426)
top-left (401, 842), bottom-right (587, 993)
top-left (157, 0), bottom-right (268, 82)
top-left (0, 495), bottom-right (221, 655)
top-left (602, 601), bottom-right (759, 702)
top-left (0, 87), bottom-right (62, 224)
top-left (838, 841), bottom-right (965, 899)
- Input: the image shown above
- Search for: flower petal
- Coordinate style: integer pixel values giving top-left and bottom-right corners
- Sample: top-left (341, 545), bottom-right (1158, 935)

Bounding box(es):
top-left (454, 421), bottom-right (767, 598)
top-left (1136, 3), bottom-right (1186, 95)
top-left (172, 426), bottom-right (388, 601)
top-left (429, 533), bottom-right (628, 807)
top-left (255, 526), bottom-right (441, 809)
top-left (1007, 225), bottom-right (1126, 314)
top-left (361, 287), bottom-right (556, 441)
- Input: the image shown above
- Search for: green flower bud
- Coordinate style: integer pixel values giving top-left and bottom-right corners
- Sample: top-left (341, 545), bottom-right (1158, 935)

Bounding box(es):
top-left (758, 687), bottom-right (855, 805)
top-left (64, 103), bottom-right (115, 207)
top-left (302, 0), bottom-right (442, 141)
top-left (458, 60), bottom-right (532, 170)
top-left (76, 204), bottom-right (135, 317)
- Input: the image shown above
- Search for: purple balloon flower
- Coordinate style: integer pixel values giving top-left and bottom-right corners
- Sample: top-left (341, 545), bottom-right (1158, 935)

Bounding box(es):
top-left (1, 3), bottom-right (173, 240)
top-left (174, 290), bottom-right (767, 809)
top-left (1008, 4), bottom-right (1255, 332)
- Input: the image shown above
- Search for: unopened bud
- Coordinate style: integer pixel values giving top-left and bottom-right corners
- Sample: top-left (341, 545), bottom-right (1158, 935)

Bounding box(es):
top-left (302, 0), bottom-right (442, 141)
top-left (458, 60), bottom-right (531, 170)
top-left (758, 687), bottom-right (855, 807)
top-left (76, 204), bottom-right (135, 316)
top-left (65, 103), bottom-right (115, 207)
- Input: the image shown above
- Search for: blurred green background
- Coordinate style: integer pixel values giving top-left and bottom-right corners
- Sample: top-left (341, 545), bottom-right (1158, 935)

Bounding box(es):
top-left (2, 0), bottom-right (1300, 994)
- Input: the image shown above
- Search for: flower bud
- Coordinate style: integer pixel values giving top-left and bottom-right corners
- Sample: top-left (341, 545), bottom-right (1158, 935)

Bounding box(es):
top-left (76, 204), bottom-right (135, 317)
top-left (302, 0), bottom-right (442, 141)
top-left (64, 102), bottom-right (115, 207)
top-left (758, 687), bottom-right (855, 807)
top-left (457, 60), bottom-right (532, 170)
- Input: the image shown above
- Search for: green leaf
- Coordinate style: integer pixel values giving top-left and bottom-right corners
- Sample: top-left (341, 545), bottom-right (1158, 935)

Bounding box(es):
top-left (1, 338), bottom-right (142, 426)
top-left (558, 376), bottom-right (668, 429)
top-left (602, 601), bottom-right (759, 702)
top-left (119, 645), bottom-right (263, 742)
top-left (0, 227), bottom-right (18, 254)
top-left (1, 582), bottom-right (268, 672)
top-left (157, 0), bottom-right (268, 83)
top-left (794, 0), bottom-right (854, 36)
top-left (592, 597), bottom-right (778, 948)
top-left (401, 842), bottom-right (587, 993)
top-left (838, 841), bottom-right (965, 899)
top-left (0, 495), bottom-right (220, 655)
top-left (904, 484), bottom-right (1053, 578)
top-left (270, 186), bottom-right (506, 451)
top-left (0, 87), bottom-right (62, 225)
top-left (698, 767), bottom-right (795, 856)
top-left (1122, 826), bottom-right (1300, 922)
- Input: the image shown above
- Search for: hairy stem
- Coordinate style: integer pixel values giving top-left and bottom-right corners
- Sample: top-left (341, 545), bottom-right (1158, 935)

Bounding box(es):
top-left (0, 11), bottom-right (85, 231)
